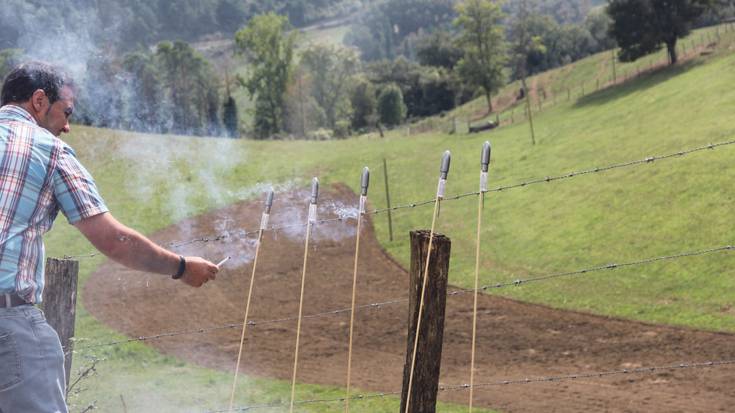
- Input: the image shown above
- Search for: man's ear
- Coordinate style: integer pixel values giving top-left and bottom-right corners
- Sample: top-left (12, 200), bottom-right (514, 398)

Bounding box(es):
top-left (30, 89), bottom-right (48, 113)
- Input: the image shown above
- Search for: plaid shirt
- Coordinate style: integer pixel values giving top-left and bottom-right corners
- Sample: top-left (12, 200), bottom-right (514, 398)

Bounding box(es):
top-left (0, 105), bottom-right (108, 304)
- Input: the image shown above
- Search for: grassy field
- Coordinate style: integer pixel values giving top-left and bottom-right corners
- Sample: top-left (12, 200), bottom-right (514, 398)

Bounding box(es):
top-left (51, 24), bottom-right (735, 412)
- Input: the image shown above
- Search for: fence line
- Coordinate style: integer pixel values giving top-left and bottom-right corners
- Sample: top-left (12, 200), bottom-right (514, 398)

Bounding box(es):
top-left (57, 137), bottom-right (735, 261)
top-left (213, 358), bottom-right (735, 412)
top-left (457, 22), bottom-right (733, 133)
top-left (71, 243), bottom-right (734, 353)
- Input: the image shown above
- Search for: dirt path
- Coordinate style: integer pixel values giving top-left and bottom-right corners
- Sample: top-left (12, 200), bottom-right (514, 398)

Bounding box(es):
top-left (84, 185), bottom-right (735, 412)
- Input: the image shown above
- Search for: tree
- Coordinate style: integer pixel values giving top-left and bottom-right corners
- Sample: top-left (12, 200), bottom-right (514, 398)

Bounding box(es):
top-left (415, 30), bottom-right (464, 69)
top-left (300, 44), bottom-right (359, 129)
top-left (345, 0), bottom-right (456, 61)
top-left (607, 0), bottom-right (713, 65)
top-left (453, 0), bottom-right (506, 114)
top-left (377, 84), bottom-right (406, 126)
top-left (121, 50), bottom-right (166, 132)
top-left (365, 57), bottom-right (460, 118)
top-left (155, 41), bottom-right (221, 135)
top-left (350, 77), bottom-right (378, 130)
top-left (235, 13), bottom-right (296, 138)
top-left (222, 95), bottom-right (239, 138)
top-left (509, 0), bottom-right (545, 145)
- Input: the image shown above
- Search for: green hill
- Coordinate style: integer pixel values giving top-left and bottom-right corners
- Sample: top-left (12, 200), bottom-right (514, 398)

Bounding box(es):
top-left (51, 24), bottom-right (735, 412)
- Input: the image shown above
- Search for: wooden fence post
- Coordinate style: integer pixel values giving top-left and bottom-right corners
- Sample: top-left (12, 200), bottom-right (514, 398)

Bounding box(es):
top-left (382, 158), bottom-right (394, 242)
top-left (400, 230), bottom-right (451, 413)
top-left (42, 258), bottom-right (79, 391)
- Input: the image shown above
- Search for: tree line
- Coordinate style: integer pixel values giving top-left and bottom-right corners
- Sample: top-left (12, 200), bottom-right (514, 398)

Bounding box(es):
top-left (0, 0), bottom-right (358, 51)
top-left (1, 0), bottom-right (733, 139)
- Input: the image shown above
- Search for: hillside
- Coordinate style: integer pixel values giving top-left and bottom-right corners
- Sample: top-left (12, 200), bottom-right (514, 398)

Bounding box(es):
top-left (50, 24), bottom-right (735, 412)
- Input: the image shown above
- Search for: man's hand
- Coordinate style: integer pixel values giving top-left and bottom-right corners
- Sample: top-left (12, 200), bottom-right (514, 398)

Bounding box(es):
top-left (75, 212), bottom-right (220, 286)
top-left (179, 256), bottom-right (219, 287)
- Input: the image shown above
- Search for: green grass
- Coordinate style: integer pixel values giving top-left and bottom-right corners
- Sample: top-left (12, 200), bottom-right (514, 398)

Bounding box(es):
top-left (53, 24), bottom-right (735, 412)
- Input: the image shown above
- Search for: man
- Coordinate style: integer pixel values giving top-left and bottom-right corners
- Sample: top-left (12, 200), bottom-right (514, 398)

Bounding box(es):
top-left (0, 62), bottom-right (219, 412)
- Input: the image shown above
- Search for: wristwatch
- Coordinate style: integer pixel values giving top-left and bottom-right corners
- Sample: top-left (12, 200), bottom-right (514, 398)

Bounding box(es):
top-left (172, 255), bottom-right (186, 279)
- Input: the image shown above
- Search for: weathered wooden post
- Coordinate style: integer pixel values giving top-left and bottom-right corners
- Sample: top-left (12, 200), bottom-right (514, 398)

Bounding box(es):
top-left (42, 257), bottom-right (79, 391)
top-left (400, 230), bottom-right (451, 413)
top-left (382, 158), bottom-right (394, 242)
top-left (611, 49), bottom-right (617, 84)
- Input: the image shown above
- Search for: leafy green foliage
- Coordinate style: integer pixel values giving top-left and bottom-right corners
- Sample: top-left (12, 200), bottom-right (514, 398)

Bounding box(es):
top-left (349, 77), bottom-right (378, 130)
top-left (366, 58), bottom-right (461, 118)
top-left (415, 30), bottom-right (464, 69)
top-left (156, 41), bottom-right (222, 135)
top-left (0, 0), bottom-right (356, 53)
top-left (454, 0), bottom-right (507, 113)
top-left (377, 83), bottom-right (406, 125)
top-left (72, 42), bottom-right (221, 137)
top-left (300, 44), bottom-right (359, 128)
top-left (608, 0), bottom-right (713, 64)
top-left (235, 13), bottom-right (296, 138)
top-left (345, 0), bottom-right (456, 61)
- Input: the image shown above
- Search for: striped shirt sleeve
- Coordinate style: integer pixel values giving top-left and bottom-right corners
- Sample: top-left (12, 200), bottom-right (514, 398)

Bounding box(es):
top-left (52, 143), bottom-right (109, 224)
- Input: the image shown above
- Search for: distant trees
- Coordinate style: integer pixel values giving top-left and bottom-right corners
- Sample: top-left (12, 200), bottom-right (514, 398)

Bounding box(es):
top-left (454, 0), bottom-right (507, 114)
top-left (365, 58), bottom-right (462, 119)
top-left (235, 13), bottom-right (296, 138)
top-left (607, 0), bottom-right (713, 65)
top-left (300, 44), bottom-right (359, 129)
top-left (155, 41), bottom-right (221, 135)
top-left (0, 49), bottom-right (21, 81)
top-left (222, 96), bottom-right (239, 138)
top-left (415, 31), bottom-right (463, 69)
top-left (345, 0), bottom-right (456, 61)
top-left (377, 83), bottom-right (407, 126)
top-left (349, 78), bottom-right (378, 130)
top-left (0, 0), bottom-right (355, 54)
top-left (69, 41), bottom-right (223, 137)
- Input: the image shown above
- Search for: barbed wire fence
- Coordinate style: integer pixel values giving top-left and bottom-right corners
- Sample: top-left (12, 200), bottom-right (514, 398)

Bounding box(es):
top-left (418, 22), bottom-right (735, 137)
top-left (211, 359), bottom-right (735, 413)
top-left (69, 243), bottom-right (734, 353)
top-left (57, 138), bottom-right (735, 262)
top-left (49, 132), bottom-right (735, 411)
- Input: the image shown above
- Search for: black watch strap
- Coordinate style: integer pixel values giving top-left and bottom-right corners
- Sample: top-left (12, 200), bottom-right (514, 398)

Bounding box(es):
top-left (172, 255), bottom-right (186, 279)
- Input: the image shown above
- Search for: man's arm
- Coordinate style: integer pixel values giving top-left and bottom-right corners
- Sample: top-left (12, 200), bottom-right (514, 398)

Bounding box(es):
top-left (74, 212), bottom-right (218, 287)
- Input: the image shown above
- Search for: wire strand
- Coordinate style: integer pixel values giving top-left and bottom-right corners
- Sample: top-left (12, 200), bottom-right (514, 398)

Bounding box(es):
top-left (71, 244), bottom-right (734, 353)
top-left (56, 138), bottom-right (735, 261)
top-left (214, 359), bottom-right (735, 412)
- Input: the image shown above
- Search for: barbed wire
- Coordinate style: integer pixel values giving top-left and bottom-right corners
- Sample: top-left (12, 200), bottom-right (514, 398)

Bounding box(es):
top-left (57, 138), bottom-right (735, 261)
top-left (213, 358), bottom-right (735, 412)
top-left (72, 297), bottom-right (408, 353)
top-left (439, 359), bottom-right (735, 392)
top-left (71, 243), bottom-right (733, 353)
top-left (450, 244), bottom-right (734, 295)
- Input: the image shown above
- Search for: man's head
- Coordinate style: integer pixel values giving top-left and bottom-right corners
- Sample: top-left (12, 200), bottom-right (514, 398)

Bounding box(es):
top-left (1, 62), bottom-right (75, 136)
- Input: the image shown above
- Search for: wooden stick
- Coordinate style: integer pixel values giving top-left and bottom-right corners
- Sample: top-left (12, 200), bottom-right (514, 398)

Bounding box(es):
top-left (228, 232), bottom-right (263, 411)
top-left (345, 196), bottom-right (366, 412)
top-left (289, 211), bottom-right (316, 412)
top-left (468, 192), bottom-right (484, 413)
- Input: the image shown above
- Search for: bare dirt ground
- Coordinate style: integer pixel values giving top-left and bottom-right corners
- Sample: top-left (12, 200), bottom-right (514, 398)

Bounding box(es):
top-left (85, 185), bottom-right (735, 412)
